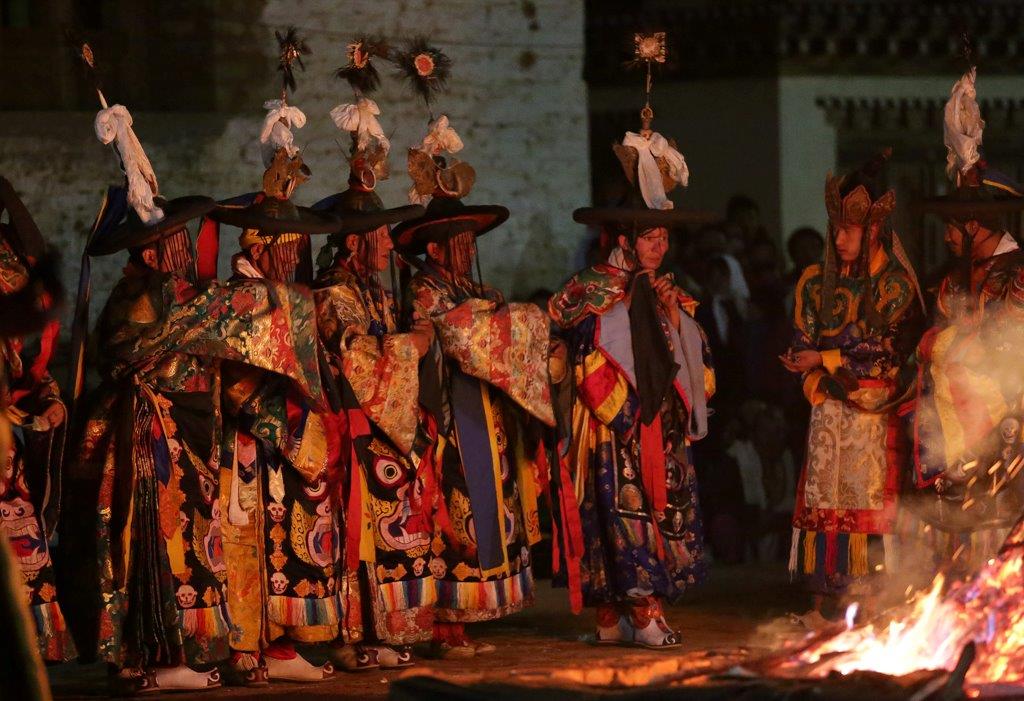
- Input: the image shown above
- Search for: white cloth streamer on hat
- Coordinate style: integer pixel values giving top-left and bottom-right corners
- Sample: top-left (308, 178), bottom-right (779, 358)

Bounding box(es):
top-left (943, 67), bottom-right (984, 181)
top-left (622, 131), bottom-right (689, 211)
top-left (260, 99), bottom-right (306, 167)
top-left (415, 115), bottom-right (464, 156)
top-left (330, 97), bottom-right (390, 154)
top-left (94, 104), bottom-right (164, 224)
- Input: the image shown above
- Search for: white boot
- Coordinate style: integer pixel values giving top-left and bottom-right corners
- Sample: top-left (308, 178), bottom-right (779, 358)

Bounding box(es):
top-left (152, 666), bottom-right (222, 691)
top-left (329, 643), bottom-right (380, 673)
top-left (370, 645), bottom-right (415, 669)
top-left (265, 653), bottom-right (334, 682)
top-left (596, 614), bottom-right (631, 645)
top-left (631, 617), bottom-right (682, 649)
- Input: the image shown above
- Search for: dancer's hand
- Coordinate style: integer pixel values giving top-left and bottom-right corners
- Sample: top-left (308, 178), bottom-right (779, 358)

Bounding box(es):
top-left (779, 349), bottom-right (822, 373)
top-left (653, 274), bottom-right (681, 327)
top-left (36, 401), bottom-right (65, 430)
top-left (410, 315), bottom-right (435, 358)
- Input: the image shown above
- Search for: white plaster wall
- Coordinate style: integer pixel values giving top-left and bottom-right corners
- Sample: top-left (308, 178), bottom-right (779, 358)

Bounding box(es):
top-left (0, 0), bottom-right (588, 338)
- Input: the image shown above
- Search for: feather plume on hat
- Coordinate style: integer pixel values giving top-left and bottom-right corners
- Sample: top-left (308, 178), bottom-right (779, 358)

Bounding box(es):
top-left (393, 37), bottom-right (451, 107)
top-left (276, 26), bottom-right (311, 98)
top-left (336, 35), bottom-right (390, 96)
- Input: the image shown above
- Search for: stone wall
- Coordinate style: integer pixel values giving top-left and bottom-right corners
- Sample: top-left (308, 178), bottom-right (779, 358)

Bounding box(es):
top-left (0, 0), bottom-right (589, 331)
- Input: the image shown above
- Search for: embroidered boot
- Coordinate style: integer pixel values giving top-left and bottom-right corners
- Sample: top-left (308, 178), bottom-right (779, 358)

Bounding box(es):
top-left (329, 642), bottom-right (381, 672)
top-left (223, 651), bottom-right (269, 687)
top-left (626, 596), bottom-right (681, 649)
top-left (368, 644), bottom-right (415, 669)
top-left (121, 666), bottom-right (221, 693)
top-left (595, 602), bottom-right (630, 645)
top-left (430, 622), bottom-right (476, 659)
top-left (264, 639), bottom-right (334, 682)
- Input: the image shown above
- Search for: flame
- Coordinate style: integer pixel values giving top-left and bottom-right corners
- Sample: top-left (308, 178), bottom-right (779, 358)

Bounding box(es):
top-left (787, 547), bottom-right (1024, 685)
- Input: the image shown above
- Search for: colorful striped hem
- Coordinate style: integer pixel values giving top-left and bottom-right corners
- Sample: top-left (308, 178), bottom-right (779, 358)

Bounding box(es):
top-left (267, 594), bottom-right (343, 628)
top-left (178, 603), bottom-right (231, 642)
top-left (788, 528), bottom-right (887, 578)
top-left (377, 575), bottom-right (438, 613)
top-left (31, 601), bottom-right (76, 662)
top-left (434, 566), bottom-right (534, 619)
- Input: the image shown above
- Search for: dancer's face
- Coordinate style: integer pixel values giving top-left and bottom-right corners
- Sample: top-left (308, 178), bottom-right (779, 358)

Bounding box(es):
top-left (427, 231), bottom-right (475, 277)
top-left (622, 227), bottom-right (669, 272)
top-left (348, 226), bottom-right (393, 273)
top-left (944, 220), bottom-right (982, 257)
top-left (834, 223), bottom-right (864, 263)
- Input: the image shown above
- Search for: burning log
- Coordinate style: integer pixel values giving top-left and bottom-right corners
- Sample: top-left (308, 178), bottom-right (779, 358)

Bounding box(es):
top-left (776, 510), bottom-right (1024, 692)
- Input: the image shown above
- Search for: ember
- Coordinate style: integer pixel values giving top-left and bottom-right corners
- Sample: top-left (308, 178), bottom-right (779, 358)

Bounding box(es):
top-left (778, 515), bottom-right (1024, 690)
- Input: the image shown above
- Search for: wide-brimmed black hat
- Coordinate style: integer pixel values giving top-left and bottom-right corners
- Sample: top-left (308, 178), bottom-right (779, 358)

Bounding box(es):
top-left (210, 195), bottom-right (343, 236)
top-left (573, 187), bottom-right (716, 231)
top-left (86, 195), bottom-right (216, 256)
top-left (314, 187), bottom-right (424, 237)
top-left (392, 195), bottom-right (508, 255)
top-left (912, 170), bottom-right (1024, 221)
top-left (0, 176), bottom-right (45, 261)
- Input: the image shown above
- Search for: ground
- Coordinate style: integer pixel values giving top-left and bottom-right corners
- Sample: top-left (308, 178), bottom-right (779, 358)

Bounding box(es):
top-left (48, 562), bottom-right (808, 699)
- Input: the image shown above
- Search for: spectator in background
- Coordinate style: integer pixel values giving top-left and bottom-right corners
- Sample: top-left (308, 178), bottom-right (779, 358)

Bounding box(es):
top-left (783, 227), bottom-right (825, 314)
top-left (695, 226), bottom-right (749, 316)
top-left (665, 226), bottom-right (703, 299)
top-left (743, 236), bottom-right (791, 402)
top-left (704, 400), bottom-right (796, 564)
top-left (725, 194), bottom-right (769, 263)
top-left (752, 404), bottom-right (797, 562)
top-left (696, 256), bottom-right (747, 412)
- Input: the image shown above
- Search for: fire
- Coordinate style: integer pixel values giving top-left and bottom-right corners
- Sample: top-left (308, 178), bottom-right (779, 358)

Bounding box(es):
top-left (784, 545), bottom-right (1024, 685)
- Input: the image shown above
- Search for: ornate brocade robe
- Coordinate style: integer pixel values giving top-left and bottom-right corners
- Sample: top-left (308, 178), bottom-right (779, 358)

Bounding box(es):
top-left (0, 238), bottom-right (74, 662)
top-left (789, 246), bottom-right (919, 581)
top-left (72, 266), bottom-right (324, 669)
top-left (549, 263), bottom-right (714, 606)
top-left (1, 340), bottom-right (74, 663)
top-left (0, 239), bottom-right (54, 701)
top-left (220, 258), bottom-right (343, 651)
top-left (313, 259), bottom-right (436, 645)
top-left (409, 265), bottom-right (552, 623)
top-left (910, 234), bottom-right (1024, 566)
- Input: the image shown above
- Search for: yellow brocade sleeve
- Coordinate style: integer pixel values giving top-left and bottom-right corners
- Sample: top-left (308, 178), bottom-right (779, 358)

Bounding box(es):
top-left (802, 369), bottom-right (829, 406)
top-left (342, 334), bottom-right (420, 454)
top-left (821, 348), bottom-right (843, 375)
top-left (314, 281), bottom-right (421, 454)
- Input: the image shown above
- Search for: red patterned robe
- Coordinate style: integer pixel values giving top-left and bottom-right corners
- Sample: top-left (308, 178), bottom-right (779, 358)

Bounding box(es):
top-left (0, 238), bottom-right (74, 662)
top-left (313, 258), bottom-right (436, 645)
top-left (219, 256), bottom-right (345, 652)
top-left (409, 265), bottom-right (552, 624)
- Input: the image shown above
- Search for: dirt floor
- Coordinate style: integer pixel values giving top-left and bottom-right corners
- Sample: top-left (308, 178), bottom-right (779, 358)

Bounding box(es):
top-left (48, 562), bottom-right (810, 699)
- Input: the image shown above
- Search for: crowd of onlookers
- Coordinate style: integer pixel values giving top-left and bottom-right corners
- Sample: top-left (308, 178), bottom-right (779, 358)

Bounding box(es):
top-left (529, 195), bottom-right (826, 567)
top-left (675, 196), bottom-right (825, 565)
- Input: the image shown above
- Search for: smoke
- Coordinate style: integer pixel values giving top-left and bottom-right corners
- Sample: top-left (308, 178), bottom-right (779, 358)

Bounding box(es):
top-left (758, 280), bottom-right (1024, 684)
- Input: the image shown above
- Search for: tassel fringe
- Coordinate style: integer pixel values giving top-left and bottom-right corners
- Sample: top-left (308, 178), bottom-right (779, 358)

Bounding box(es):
top-left (789, 529), bottom-right (887, 578)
